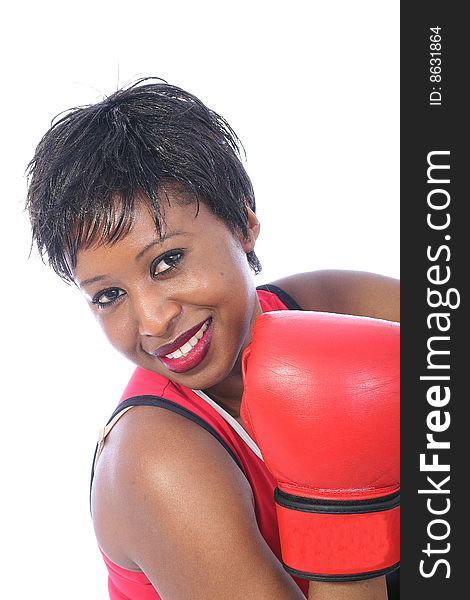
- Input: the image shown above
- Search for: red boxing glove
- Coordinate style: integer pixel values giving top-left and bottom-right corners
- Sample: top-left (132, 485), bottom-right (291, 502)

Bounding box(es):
top-left (241, 310), bottom-right (400, 582)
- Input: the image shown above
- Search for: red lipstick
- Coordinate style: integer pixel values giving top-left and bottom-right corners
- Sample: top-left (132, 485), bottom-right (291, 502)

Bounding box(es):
top-left (154, 318), bottom-right (213, 374)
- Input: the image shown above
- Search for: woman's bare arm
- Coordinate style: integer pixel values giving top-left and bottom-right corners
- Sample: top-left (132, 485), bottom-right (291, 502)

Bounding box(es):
top-left (272, 270), bottom-right (400, 323)
top-left (308, 578), bottom-right (388, 600)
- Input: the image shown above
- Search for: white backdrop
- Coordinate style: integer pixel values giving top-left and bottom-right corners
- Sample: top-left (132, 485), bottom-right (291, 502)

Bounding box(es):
top-left (2, 2), bottom-right (398, 598)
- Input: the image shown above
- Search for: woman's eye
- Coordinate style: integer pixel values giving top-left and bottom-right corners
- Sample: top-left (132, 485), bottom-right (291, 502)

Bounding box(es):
top-left (92, 288), bottom-right (125, 308)
top-left (151, 251), bottom-right (183, 277)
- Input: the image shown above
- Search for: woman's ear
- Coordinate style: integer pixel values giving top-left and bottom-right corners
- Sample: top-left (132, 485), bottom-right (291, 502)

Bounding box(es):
top-left (239, 207), bottom-right (260, 252)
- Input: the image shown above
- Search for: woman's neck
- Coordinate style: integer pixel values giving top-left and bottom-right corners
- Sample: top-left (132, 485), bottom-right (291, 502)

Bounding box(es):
top-left (202, 367), bottom-right (244, 419)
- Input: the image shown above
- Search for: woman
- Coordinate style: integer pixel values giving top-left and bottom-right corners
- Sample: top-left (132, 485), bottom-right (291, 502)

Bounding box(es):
top-left (26, 80), bottom-right (399, 599)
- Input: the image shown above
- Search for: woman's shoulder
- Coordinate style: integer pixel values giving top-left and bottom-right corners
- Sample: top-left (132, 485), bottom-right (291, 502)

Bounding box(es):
top-left (270, 269), bottom-right (400, 322)
top-left (91, 405), bottom-right (253, 568)
top-left (90, 405), bottom-right (305, 598)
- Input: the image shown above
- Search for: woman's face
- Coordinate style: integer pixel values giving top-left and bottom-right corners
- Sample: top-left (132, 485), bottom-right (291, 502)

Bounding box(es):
top-left (74, 192), bottom-right (261, 392)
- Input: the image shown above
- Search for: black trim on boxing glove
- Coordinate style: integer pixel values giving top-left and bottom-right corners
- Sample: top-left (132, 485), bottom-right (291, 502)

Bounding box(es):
top-left (285, 562), bottom-right (401, 583)
top-left (275, 488), bottom-right (400, 515)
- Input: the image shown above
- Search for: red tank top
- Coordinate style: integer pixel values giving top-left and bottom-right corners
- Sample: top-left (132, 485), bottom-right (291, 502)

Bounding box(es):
top-left (94, 286), bottom-right (309, 598)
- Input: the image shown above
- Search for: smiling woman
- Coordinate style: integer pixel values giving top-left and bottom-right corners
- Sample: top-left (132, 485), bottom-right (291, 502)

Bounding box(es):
top-left (74, 196), bottom-right (261, 397)
top-left (26, 79), bottom-right (399, 600)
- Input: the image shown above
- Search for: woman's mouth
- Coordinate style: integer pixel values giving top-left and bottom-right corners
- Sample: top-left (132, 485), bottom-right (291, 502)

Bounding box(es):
top-left (154, 318), bottom-right (213, 374)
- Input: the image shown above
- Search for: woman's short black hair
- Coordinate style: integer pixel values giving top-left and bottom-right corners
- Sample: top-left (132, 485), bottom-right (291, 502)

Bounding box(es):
top-left (26, 78), bottom-right (261, 282)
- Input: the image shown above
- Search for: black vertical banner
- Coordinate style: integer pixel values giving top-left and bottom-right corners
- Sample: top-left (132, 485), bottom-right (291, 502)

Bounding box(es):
top-left (401, 3), bottom-right (466, 599)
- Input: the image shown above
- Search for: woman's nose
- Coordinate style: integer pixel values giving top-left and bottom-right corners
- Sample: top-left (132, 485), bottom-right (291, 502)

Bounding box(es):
top-left (132, 289), bottom-right (181, 338)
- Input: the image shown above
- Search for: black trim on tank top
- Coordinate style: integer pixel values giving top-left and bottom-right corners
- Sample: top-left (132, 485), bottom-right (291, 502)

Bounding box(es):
top-left (108, 395), bottom-right (243, 472)
top-left (256, 284), bottom-right (303, 310)
top-left (90, 395), bottom-right (244, 504)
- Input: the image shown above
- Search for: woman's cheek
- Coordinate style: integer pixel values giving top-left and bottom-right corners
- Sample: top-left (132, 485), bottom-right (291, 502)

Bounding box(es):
top-left (176, 267), bottom-right (223, 305)
top-left (98, 311), bottom-right (136, 357)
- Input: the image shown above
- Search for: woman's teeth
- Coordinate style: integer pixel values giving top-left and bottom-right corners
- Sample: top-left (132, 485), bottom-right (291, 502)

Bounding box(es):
top-left (165, 320), bottom-right (210, 359)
